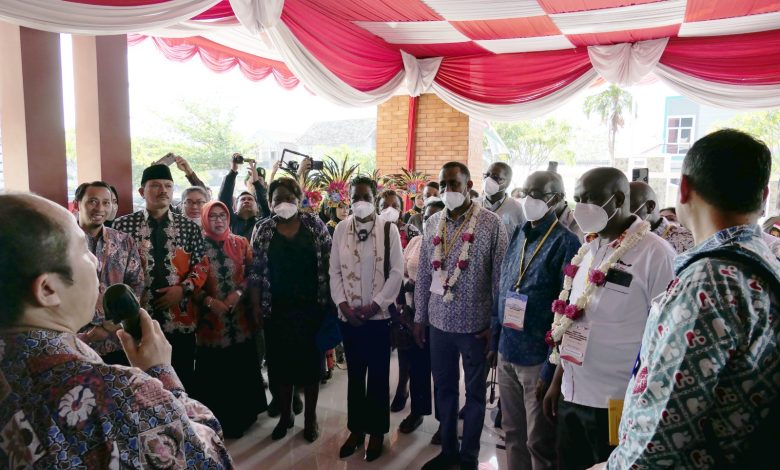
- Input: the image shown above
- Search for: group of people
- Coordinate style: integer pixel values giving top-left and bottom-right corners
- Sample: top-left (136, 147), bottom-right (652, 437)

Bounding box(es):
top-left (1, 128), bottom-right (778, 470)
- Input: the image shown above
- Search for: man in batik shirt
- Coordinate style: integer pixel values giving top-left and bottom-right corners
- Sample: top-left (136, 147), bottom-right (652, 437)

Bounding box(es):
top-left (114, 164), bottom-right (208, 391)
top-left (599, 129), bottom-right (780, 469)
top-left (0, 193), bottom-right (231, 469)
top-left (630, 181), bottom-right (694, 254)
top-left (74, 181), bottom-right (144, 365)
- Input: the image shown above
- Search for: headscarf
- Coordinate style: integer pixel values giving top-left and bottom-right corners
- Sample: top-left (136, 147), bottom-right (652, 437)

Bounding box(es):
top-left (201, 201), bottom-right (245, 264)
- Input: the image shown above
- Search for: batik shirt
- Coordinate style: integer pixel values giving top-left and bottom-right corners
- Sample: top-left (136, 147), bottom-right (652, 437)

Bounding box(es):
top-left (196, 236), bottom-right (257, 348)
top-left (80, 226), bottom-right (144, 355)
top-left (250, 212), bottom-right (334, 319)
top-left (653, 216), bottom-right (695, 254)
top-left (113, 210), bottom-right (208, 333)
top-left (0, 329), bottom-right (232, 469)
top-left (608, 225), bottom-right (780, 469)
top-left (415, 204), bottom-right (508, 334)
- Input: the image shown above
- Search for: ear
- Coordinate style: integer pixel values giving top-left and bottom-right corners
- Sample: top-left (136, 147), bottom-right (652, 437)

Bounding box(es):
top-left (679, 175), bottom-right (692, 204)
top-left (30, 273), bottom-right (62, 309)
top-left (647, 200), bottom-right (657, 214)
top-left (467, 180), bottom-right (474, 191)
top-left (138, 187), bottom-right (145, 199)
top-left (614, 191), bottom-right (626, 208)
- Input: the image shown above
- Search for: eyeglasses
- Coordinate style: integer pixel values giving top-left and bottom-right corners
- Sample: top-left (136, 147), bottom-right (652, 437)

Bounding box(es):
top-left (516, 190), bottom-right (557, 200)
top-left (208, 213), bottom-right (228, 221)
top-left (483, 173), bottom-right (507, 183)
top-left (184, 200), bottom-right (206, 207)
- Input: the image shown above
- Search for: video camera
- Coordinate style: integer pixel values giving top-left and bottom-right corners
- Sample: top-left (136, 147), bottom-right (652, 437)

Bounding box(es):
top-left (281, 149), bottom-right (323, 173)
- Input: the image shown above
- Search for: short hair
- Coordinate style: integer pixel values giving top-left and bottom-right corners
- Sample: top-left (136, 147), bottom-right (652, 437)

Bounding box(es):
top-left (237, 191), bottom-right (255, 201)
top-left (74, 181), bottom-right (112, 202)
top-left (108, 184), bottom-right (119, 204)
top-left (377, 189), bottom-right (402, 209)
top-left (489, 161), bottom-right (513, 180)
top-left (683, 129), bottom-right (771, 213)
top-left (660, 207), bottom-right (676, 214)
top-left (350, 176), bottom-right (378, 196)
top-left (268, 177), bottom-right (303, 202)
top-left (181, 186), bottom-right (208, 202)
top-left (441, 161), bottom-right (470, 180)
top-left (426, 181), bottom-right (440, 190)
top-left (0, 194), bottom-right (74, 326)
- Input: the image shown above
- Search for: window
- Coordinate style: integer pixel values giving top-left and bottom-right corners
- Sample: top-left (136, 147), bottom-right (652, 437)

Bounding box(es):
top-left (665, 116), bottom-right (694, 155)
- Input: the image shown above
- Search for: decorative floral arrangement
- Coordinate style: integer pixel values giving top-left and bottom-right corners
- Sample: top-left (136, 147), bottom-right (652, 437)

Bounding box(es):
top-left (390, 168), bottom-right (429, 197)
top-left (310, 156), bottom-right (359, 208)
top-left (546, 221), bottom-right (651, 364)
top-left (431, 204), bottom-right (481, 302)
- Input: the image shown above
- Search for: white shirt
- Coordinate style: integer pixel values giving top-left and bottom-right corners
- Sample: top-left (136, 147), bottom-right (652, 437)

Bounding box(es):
top-left (561, 217), bottom-right (675, 408)
top-left (483, 193), bottom-right (525, 240)
top-left (329, 215), bottom-right (404, 321)
top-left (762, 232), bottom-right (780, 258)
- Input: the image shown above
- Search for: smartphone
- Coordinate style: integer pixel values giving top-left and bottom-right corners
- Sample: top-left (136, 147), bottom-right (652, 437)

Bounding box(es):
top-left (632, 168), bottom-right (649, 183)
top-left (156, 153), bottom-right (176, 166)
top-left (311, 160), bottom-right (323, 171)
top-left (547, 161), bottom-right (559, 173)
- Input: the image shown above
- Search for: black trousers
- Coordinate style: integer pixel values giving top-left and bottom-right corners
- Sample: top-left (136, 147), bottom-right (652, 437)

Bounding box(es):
top-left (165, 331), bottom-right (196, 393)
top-left (558, 399), bottom-right (616, 470)
top-left (340, 319), bottom-right (391, 435)
top-left (399, 330), bottom-right (433, 416)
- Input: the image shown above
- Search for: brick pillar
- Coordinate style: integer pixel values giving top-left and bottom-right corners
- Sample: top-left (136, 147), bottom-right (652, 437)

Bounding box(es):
top-left (0, 23), bottom-right (67, 206)
top-left (376, 93), bottom-right (484, 186)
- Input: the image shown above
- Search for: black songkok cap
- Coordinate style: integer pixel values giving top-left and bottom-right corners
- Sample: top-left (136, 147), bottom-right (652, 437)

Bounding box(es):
top-left (141, 164), bottom-right (173, 186)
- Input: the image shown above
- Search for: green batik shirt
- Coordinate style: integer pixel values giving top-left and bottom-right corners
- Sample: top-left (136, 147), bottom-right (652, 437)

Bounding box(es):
top-left (608, 225), bottom-right (780, 469)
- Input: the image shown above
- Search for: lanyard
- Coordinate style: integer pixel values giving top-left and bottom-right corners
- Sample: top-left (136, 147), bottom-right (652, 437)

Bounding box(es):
top-left (443, 204), bottom-right (475, 258)
top-left (660, 223), bottom-right (673, 240)
top-left (514, 219), bottom-right (558, 290)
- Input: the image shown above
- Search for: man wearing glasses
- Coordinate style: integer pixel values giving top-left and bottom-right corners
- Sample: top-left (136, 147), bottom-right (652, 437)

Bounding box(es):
top-left (482, 162), bottom-right (526, 239)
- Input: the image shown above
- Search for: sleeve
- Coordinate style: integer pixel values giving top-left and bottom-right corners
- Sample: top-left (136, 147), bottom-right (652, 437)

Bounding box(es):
top-left (607, 262), bottom-right (745, 469)
top-left (186, 171), bottom-right (207, 189)
top-left (648, 243), bottom-right (676, 300)
top-left (329, 222), bottom-right (347, 306)
top-left (240, 238), bottom-right (253, 290)
top-left (182, 230), bottom-right (209, 292)
top-left (253, 181), bottom-right (271, 219)
top-left (218, 170), bottom-right (237, 217)
top-left (373, 223), bottom-right (404, 310)
top-left (539, 357), bottom-right (555, 384)
top-left (414, 230), bottom-right (433, 324)
top-left (124, 236), bottom-right (145, 300)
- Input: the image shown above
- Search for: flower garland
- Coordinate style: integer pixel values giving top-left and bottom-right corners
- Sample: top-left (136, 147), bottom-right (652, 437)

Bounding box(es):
top-left (431, 203), bottom-right (481, 302)
top-left (546, 221), bottom-right (651, 364)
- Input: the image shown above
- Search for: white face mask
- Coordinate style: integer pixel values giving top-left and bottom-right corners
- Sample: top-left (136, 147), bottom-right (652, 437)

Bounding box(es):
top-left (441, 191), bottom-right (466, 212)
top-left (521, 196), bottom-right (553, 222)
top-left (483, 177), bottom-right (501, 197)
top-left (273, 202), bottom-right (298, 220)
top-left (379, 207), bottom-right (400, 223)
top-left (352, 201), bottom-right (375, 219)
top-left (573, 194), bottom-right (618, 234)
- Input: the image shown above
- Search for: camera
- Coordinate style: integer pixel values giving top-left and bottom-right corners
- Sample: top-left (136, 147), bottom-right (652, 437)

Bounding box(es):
top-left (232, 153), bottom-right (256, 165)
top-left (281, 149), bottom-right (323, 173)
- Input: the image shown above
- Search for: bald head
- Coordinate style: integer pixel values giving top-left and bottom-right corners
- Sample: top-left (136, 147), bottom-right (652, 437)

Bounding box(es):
top-left (574, 167), bottom-right (633, 236)
top-left (629, 181), bottom-right (660, 224)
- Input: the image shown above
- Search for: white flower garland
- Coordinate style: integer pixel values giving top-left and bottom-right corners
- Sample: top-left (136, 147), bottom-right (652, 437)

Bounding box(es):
top-left (432, 204), bottom-right (482, 303)
top-left (548, 221), bottom-right (651, 364)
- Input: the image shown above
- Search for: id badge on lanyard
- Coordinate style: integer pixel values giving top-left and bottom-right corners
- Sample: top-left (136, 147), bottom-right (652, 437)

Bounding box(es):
top-left (503, 291), bottom-right (528, 330)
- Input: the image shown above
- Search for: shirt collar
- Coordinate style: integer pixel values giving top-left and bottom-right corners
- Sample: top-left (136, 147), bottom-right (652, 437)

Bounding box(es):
top-left (143, 208), bottom-right (173, 223)
top-left (445, 201), bottom-right (475, 223)
top-left (522, 211), bottom-right (557, 239)
top-left (586, 215), bottom-right (645, 252)
top-left (673, 224), bottom-right (762, 274)
top-left (483, 194), bottom-right (506, 211)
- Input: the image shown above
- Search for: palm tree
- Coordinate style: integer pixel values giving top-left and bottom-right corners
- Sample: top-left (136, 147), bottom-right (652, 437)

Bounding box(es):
top-left (583, 84), bottom-right (634, 166)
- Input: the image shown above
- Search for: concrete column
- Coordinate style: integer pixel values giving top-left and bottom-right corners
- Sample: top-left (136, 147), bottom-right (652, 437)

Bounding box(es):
top-left (72, 35), bottom-right (133, 216)
top-left (0, 23), bottom-right (67, 205)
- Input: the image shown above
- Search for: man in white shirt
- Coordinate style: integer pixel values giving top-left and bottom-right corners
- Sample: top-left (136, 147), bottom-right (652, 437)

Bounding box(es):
top-left (482, 162), bottom-right (526, 238)
top-left (543, 167), bottom-right (675, 469)
top-left (330, 176), bottom-right (404, 462)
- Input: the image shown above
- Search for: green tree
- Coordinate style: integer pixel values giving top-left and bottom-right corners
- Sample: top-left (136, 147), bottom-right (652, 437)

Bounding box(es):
top-left (311, 144), bottom-right (376, 175)
top-left (724, 110), bottom-right (780, 177)
top-left (583, 84), bottom-right (634, 166)
top-left (492, 118), bottom-right (574, 174)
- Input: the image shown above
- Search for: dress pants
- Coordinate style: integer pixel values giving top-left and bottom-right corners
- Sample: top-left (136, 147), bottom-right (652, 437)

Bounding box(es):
top-left (557, 399), bottom-right (615, 470)
top-left (340, 319), bottom-right (391, 435)
top-left (165, 331), bottom-right (196, 393)
top-left (498, 356), bottom-right (556, 470)
top-left (399, 329), bottom-right (433, 416)
top-left (430, 326), bottom-right (487, 464)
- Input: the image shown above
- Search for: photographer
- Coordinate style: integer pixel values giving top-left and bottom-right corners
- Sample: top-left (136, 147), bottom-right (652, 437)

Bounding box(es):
top-left (218, 154), bottom-right (272, 240)
top-left (0, 193), bottom-right (232, 468)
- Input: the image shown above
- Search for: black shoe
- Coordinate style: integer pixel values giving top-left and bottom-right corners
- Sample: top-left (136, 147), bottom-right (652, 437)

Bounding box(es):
top-left (321, 369), bottom-right (332, 385)
top-left (459, 460), bottom-right (478, 470)
top-left (458, 406), bottom-right (466, 420)
top-left (430, 427), bottom-right (442, 445)
top-left (399, 414), bottom-right (423, 434)
top-left (271, 419), bottom-right (293, 440)
top-left (303, 420), bottom-right (319, 443)
top-left (267, 400), bottom-right (280, 418)
top-left (339, 432), bottom-right (365, 458)
top-left (364, 434), bottom-right (384, 462)
top-left (390, 393), bottom-right (408, 412)
top-left (421, 452), bottom-right (460, 470)
top-left (293, 393), bottom-right (303, 415)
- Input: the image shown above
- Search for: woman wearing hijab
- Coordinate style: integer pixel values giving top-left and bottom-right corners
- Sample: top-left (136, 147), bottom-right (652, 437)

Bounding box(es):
top-left (249, 177), bottom-right (335, 442)
top-left (194, 201), bottom-right (267, 438)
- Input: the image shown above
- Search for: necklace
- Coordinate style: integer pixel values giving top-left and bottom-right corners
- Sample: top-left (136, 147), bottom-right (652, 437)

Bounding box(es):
top-left (431, 204), bottom-right (482, 302)
top-left (546, 221), bottom-right (651, 364)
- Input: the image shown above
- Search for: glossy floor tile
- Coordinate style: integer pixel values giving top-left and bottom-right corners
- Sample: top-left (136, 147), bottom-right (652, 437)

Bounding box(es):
top-left (226, 351), bottom-right (507, 469)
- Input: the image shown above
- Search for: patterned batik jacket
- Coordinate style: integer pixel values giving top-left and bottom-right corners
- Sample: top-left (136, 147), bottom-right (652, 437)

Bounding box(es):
top-left (249, 212), bottom-right (335, 318)
top-left (608, 225), bottom-right (780, 469)
top-left (196, 236), bottom-right (258, 348)
top-left (113, 210), bottom-right (209, 333)
top-left (0, 330), bottom-right (232, 469)
top-left (79, 226), bottom-right (145, 355)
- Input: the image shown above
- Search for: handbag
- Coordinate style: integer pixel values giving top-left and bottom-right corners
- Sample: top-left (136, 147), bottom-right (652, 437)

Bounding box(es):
top-left (315, 310), bottom-right (341, 353)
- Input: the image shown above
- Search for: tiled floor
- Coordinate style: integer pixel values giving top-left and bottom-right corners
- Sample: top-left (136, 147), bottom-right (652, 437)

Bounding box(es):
top-left (226, 351), bottom-right (506, 469)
